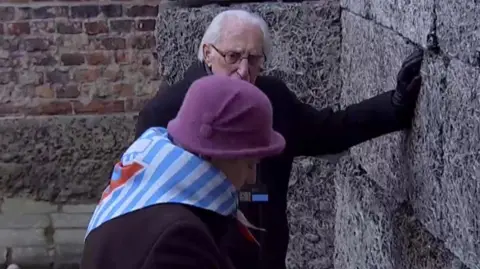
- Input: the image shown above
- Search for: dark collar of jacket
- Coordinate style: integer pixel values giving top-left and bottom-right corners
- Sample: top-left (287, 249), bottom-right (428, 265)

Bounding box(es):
top-left (182, 61), bottom-right (210, 85)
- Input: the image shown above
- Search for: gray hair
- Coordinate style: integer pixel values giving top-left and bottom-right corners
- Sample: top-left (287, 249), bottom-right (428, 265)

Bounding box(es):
top-left (197, 10), bottom-right (272, 62)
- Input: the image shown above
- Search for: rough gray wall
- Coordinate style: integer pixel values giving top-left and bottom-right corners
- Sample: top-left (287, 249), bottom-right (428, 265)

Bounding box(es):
top-left (155, 2), bottom-right (341, 269)
top-left (338, 0), bottom-right (479, 268)
top-left (0, 115), bottom-right (136, 202)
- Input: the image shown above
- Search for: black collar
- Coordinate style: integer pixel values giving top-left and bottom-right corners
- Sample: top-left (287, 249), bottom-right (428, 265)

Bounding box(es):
top-left (182, 61), bottom-right (210, 84)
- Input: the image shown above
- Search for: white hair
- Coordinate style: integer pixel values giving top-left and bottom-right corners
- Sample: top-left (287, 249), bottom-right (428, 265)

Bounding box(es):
top-left (197, 10), bottom-right (272, 62)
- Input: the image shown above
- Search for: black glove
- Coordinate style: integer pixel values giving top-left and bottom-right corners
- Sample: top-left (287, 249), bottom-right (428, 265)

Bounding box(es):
top-left (392, 48), bottom-right (424, 109)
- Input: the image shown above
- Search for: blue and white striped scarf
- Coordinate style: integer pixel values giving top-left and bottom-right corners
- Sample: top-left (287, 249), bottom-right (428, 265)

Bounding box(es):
top-left (86, 127), bottom-right (240, 237)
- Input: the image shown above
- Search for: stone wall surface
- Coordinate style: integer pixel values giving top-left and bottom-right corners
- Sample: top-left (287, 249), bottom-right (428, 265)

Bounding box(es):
top-left (0, 1), bottom-right (342, 268)
top-left (156, 1), bottom-right (342, 108)
top-left (0, 198), bottom-right (95, 268)
top-left (0, 114), bottom-right (136, 202)
top-left (339, 0), bottom-right (479, 268)
top-left (0, 1), bottom-right (162, 118)
top-left (0, 0), bottom-right (165, 203)
top-left (1, 0), bottom-right (479, 268)
top-left (334, 156), bottom-right (467, 269)
top-left (155, 2), bottom-right (341, 269)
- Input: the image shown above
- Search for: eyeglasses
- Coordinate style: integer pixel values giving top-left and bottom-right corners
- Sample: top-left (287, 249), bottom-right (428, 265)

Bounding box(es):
top-left (210, 44), bottom-right (265, 68)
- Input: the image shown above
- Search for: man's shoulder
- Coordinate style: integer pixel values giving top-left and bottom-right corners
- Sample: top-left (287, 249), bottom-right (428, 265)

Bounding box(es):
top-left (256, 75), bottom-right (289, 89)
top-left (255, 75), bottom-right (296, 107)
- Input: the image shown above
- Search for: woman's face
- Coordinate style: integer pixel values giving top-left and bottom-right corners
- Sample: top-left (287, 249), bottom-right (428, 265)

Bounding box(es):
top-left (211, 158), bottom-right (259, 189)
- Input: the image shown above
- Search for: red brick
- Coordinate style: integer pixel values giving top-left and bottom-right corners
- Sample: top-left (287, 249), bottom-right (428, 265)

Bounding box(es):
top-left (84, 21), bottom-right (108, 35)
top-left (125, 98), bottom-right (149, 112)
top-left (100, 37), bottom-right (126, 50)
top-left (103, 66), bottom-right (123, 82)
top-left (0, 70), bottom-right (16, 84)
top-left (61, 53), bottom-right (85, 66)
top-left (55, 84), bottom-right (80, 98)
top-left (71, 5), bottom-right (100, 19)
top-left (85, 52), bottom-right (111, 65)
top-left (73, 68), bottom-right (101, 82)
top-left (125, 5), bottom-right (158, 17)
top-left (130, 34), bottom-right (155, 49)
top-left (16, 7), bottom-right (32, 20)
top-left (24, 38), bottom-right (52, 52)
top-left (136, 19), bottom-right (155, 32)
top-left (33, 6), bottom-right (68, 19)
top-left (114, 50), bottom-right (130, 64)
top-left (110, 19), bottom-right (133, 33)
top-left (35, 84), bottom-right (55, 98)
top-left (73, 100), bottom-right (125, 114)
top-left (7, 22), bottom-right (30, 35)
top-left (30, 53), bottom-right (57, 66)
top-left (57, 21), bottom-right (83, 34)
top-left (0, 103), bottom-right (22, 116)
top-left (29, 101), bottom-right (73, 115)
top-left (100, 5), bottom-right (123, 18)
top-left (31, 21), bottom-right (55, 34)
top-left (46, 69), bottom-right (69, 84)
top-left (112, 83), bottom-right (134, 97)
top-left (0, 101), bottom-right (74, 116)
top-left (0, 7), bottom-right (15, 21)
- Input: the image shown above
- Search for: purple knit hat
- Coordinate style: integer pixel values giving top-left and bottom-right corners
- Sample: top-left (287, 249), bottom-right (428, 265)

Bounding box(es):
top-left (167, 75), bottom-right (286, 159)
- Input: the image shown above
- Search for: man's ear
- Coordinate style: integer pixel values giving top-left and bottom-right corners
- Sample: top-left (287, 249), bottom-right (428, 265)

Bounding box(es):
top-left (203, 44), bottom-right (212, 66)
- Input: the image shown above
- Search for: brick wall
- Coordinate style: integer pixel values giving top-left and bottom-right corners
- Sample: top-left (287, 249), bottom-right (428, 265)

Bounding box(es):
top-left (0, 1), bottom-right (162, 117)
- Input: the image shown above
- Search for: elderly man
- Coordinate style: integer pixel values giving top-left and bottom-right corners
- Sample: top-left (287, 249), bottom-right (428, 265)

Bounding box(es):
top-left (136, 9), bottom-right (423, 269)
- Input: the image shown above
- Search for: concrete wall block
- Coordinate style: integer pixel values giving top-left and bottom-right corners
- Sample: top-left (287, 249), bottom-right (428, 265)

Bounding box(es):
top-left (286, 158), bottom-right (335, 269)
top-left (334, 156), bottom-right (400, 269)
top-left (411, 57), bottom-right (480, 269)
top-left (53, 229), bottom-right (86, 245)
top-left (1, 198), bottom-right (57, 214)
top-left (51, 213), bottom-right (91, 229)
top-left (0, 114), bottom-right (137, 202)
top-left (0, 229), bottom-right (47, 247)
top-left (334, 156), bottom-right (469, 269)
top-left (10, 247), bottom-right (54, 267)
top-left (0, 248), bottom-right (6, 267)
top-left (408, 54), bottom-right (449, 237)
top-left (340, 10), bottom-right (418, 201)
top-left (61, 204), bottom-right (96, 214)
top-left (0, 115), bottom-right (135, 164)
top-left (156, 1), bottom-right (342, 108)
top-left (437, 0), bottom-right (480, 67)
top-left (0, 214), bottom-right (50, 229)
top-left (157, 3), bottom-right (341, 268)
top-left (340, 0), bottom-right (434, 46)
top-left (393, 206), bottom-right (468, 269)
top-left (341, 8), bottom-right (480, 269)
top-left (54, 245), bottom-right (83, 267)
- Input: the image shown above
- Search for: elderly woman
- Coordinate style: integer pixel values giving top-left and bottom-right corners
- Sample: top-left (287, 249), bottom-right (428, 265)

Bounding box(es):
top-left (136, 9), bottom-right (423, 269)
top-left (80, 75), bottom-right (285, 269)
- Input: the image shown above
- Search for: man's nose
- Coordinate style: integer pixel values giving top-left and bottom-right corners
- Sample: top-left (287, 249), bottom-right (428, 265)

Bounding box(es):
top-left (236, 59), bottom-right (249, 80)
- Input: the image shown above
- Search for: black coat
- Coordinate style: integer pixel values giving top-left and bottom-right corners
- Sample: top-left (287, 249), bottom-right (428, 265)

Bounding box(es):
top-left (135, 62), bottom-right (411, 269)
top-left (81, 204), bottom-right (237, 269)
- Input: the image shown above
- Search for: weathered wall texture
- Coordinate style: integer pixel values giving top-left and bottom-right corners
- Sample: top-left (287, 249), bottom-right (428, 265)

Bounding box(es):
top-left (337, 1), bottom-right (479, 268)
top-left (155, 3), bottom-right (340, 269)
top-left (0, 0), bottom-right (163, 202)
top-left (1, 0), bottom-right (479, 268)
top-left (0, 1), bottom-right (342, 268)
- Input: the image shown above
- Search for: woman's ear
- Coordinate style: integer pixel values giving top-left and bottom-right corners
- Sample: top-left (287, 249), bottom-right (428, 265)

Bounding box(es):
top-left (203, 44), bottom-right (212, 67)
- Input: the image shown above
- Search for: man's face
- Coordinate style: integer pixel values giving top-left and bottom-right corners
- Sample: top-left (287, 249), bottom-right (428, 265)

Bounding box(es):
top-left (203, 20), bottom-right (265, 84)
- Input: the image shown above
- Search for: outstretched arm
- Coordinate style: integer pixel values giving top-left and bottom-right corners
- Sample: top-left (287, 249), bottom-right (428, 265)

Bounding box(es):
top-left (289, 48), bottom-right (424, 157)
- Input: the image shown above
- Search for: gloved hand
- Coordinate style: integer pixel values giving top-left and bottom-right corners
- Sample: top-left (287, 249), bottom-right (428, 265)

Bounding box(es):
top-left (392, 48), bottom-right (424, 109)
